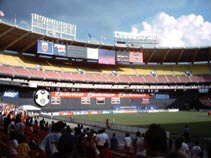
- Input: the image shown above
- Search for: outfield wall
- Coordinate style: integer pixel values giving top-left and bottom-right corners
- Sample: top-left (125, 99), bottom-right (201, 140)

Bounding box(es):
top-left (0, 85), bottom-right (209, 112)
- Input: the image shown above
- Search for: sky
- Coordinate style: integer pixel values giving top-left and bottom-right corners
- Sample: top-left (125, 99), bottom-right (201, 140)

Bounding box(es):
top-left (0, 0), bottom-right (211, 47)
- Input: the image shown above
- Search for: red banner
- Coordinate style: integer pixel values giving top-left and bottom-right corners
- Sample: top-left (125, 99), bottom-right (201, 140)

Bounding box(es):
top-left (51, 92), bottom-right (150, 98)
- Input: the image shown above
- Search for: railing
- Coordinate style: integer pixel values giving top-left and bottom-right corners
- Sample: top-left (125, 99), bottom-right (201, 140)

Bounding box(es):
top-left (42, 115), bottom-right (157, 136)
top-left (41, 114), bottom-right (170, 138)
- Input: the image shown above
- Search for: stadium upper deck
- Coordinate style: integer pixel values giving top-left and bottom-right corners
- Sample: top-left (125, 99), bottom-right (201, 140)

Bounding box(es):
top-left (0, 21), bottom-right (211, 63)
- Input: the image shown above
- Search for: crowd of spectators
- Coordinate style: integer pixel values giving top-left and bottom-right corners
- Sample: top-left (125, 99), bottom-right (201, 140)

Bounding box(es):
top-left (0, 103), bottom-right (210, 158)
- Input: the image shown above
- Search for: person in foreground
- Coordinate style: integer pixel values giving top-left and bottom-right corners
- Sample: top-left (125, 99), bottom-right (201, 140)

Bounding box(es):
top-left (144, 124), bottom-right (168, 158)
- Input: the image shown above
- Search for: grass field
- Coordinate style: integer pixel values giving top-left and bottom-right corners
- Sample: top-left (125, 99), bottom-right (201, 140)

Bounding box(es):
top-left (62, 112), bottom-right (211, 138)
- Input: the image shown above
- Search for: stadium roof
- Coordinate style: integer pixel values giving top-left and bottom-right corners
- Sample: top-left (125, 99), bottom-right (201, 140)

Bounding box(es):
top-left (0, 21), bottom-right (211, 63)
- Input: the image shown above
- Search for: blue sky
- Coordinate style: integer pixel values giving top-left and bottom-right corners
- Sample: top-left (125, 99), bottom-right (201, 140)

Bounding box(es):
top-left (0, 0), bottom-right (211, 47)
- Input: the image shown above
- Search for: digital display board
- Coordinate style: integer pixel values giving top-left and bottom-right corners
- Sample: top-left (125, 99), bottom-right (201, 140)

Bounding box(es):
top-left (98, 49), bottom-right (115, 65)
top-left (129, 51), bottom-right (143, 62)
top-left (37, 40), bottom-right (53, 55)
top-left (116, 50), bottom-right (129, 62)
top-left (67, 45), bottom-right (87, 59)
top-left (87, 48), bottom-right (98, 60)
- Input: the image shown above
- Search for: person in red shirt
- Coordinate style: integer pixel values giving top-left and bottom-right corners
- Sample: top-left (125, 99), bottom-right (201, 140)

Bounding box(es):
top-left (106, 119), bottom-right (110, 129)
top-left (100, 142), bottom-right (112, 158)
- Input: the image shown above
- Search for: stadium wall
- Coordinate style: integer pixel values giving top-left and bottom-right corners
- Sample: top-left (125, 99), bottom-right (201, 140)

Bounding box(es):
top-left (0, 85), bottom-right (210, 112)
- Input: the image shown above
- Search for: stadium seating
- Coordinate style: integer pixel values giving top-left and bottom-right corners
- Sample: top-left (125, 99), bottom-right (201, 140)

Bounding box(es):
top-left (173, 66), bottom-right (187, 75)
top-left (42, 61), bottom-right (62, 72)
top-left (155, 66), bottom-right (174, 76)
top-left (0, 65), bottom-right (16, 75)
top-left (19, 56), bottom-right (37, 69)
top-left (0, 54), bottom-right (23, 67)
top-left (118, 75), bottom-right (133, 83)
top-left (0, 53), bottom-right (211, 84)
top-left (130, 75), bottom-right (146, 83)
top-left (134, 66), bottom-right (153, 75)
top-left (14, 67), bottom-right (32, 77)
top-left (166, 76), bottom-right (180, 83)
top-left (61, 63), bottom-right (78, 73)
top-left (191, 65), bottom-right (210, 75)
top-left (118, 67), bottom-right (136, 75)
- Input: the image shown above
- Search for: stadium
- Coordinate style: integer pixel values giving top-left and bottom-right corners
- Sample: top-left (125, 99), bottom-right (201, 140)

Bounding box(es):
top-left (0, 11), bottom-right (211, 158)
top-left (0, 18), bottom-right (211, 112)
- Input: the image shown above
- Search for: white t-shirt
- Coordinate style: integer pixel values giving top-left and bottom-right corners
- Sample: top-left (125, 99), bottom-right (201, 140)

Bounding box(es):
top-left (39, 132), bottom-right (62, 154)
top-left (96, 132), bottom-right (108, 146)
top-left (124, 136), bottom-right (132, 147)
top-left (192, 146), bottom-right (201, 152)
top-left (15, 122), bottom-right (25, 134)
top-left (180, 142), bottom-right (189, 153)
top-left (10, 139), bottom-right (18, 155)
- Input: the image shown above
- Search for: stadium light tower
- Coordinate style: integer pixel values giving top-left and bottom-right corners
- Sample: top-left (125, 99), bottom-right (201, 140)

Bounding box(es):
top-left (31, 13), bottom-right (76, 40)
top-left (114, 31), bottom-right (159, 48)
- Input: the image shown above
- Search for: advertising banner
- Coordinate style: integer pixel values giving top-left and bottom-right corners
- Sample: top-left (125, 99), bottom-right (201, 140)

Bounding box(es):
top-left (67, 45), bottom-right (87, 58)
top-left (98, 49), bottom-right (115, 65)
top-left (129, 51), bottom-right (143, 62)
top-left (53, 44), bottom-right (66, 56)
top-left (116, 50), bottom-right (129, 62)
top-left (87, 48), bottom-right (98, 60)
top-left (52, 92), bottom-right (150, 98)
top-left (156, 94), bottom-right (169, 99)
top-left (37, 40), bottom-right (53, 55)
top-left (3, 90), bottom-right (19, 98)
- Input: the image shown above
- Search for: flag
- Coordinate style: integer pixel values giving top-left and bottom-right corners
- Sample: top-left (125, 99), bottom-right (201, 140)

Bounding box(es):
top-left (88, 33), bottom-right (92, 38)
top-left (0, 10), bottom-right (4, 17)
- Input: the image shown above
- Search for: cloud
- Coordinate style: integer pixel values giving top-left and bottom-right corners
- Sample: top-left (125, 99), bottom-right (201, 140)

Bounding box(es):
top-left (131, 12), bottom-right (211, 47)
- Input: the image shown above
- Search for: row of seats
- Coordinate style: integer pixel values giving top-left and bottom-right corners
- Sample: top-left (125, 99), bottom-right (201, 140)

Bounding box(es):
top-left (0, 65), bottom-right (211, 84)
top-left (0, 53), bottom-right (211, 75)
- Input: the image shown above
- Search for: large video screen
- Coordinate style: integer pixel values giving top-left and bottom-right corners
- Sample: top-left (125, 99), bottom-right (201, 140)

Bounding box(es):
top-left (37, 40), bottom-right (53, 55)
top-left (129, 51), bottom-right (143, 62)
top-left (98, 49), bottom-right (115, 65)
top-left (87, 48), bottom-right (98, 60)
top-left (53, 44), bottom-right (66, 57)
top-left (116, 50), bottom-right (129, 62)
top-left (67, 45), bottom-right (87, 59)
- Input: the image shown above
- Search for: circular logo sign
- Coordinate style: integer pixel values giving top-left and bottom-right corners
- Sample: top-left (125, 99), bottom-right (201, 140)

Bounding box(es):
top-left (34, 89), bottom-right (50, 107)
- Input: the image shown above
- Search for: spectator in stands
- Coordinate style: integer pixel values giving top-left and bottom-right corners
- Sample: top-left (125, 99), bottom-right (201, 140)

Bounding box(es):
top-left (124, 132), bottom-right (132, 151)
top-left (106, 119), bottom-right (110, 129)
top-left (39, 121), bottom-right (66, 157)
top-left (15, 116), bottom-right (25, 135)
top-left (144, 124), bottom-right (168, 158)
top-left (7, 118), bottom-right (15, 135)
top-left (166, 151), bottom-right (188, 158)
top-left (206, 141), bottom-right (211, 158)
top-left (40, 118), bottom-right (46, 130)
top-left (133, 131), bottom-right (141, 154)
top-left (0, 111), bottom-right (4, 125)
top-left (96, 128), bottom-right (109, 151)
top-left (174, 137), bottom-right (183, 151)
top-left (110, 133), bottom-right (118, 149)
top-left (135, 132), bottom-right (145, 158)
top-left (191, 141), bottom-right (202, 158)
top-left (3, 112), bottom-right (11, 134)
top-left (17, 134), bottom-right (30, 158)
top-left (9, 131), bottom-right (18, 157)
top-left (183, 124), bottom-right (190, 143)
top-left (85, 133), bottom-right (100, 158)
top-left (180, 140), bottom-right (190, 156)
top-left (33, 120), bottom-right (40, 134)
top-left (54, 125), bottom-right (76, 158)
top-left (100, 142), bottom-right (112, 158)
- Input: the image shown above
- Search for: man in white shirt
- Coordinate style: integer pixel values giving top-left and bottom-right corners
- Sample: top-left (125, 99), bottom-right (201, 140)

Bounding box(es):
top-left (39, 121), bottom-right (65, 156)
top-left (124, 133), bottom-right (132, 151)
top-left (96, 128), bottom-right (108, 151)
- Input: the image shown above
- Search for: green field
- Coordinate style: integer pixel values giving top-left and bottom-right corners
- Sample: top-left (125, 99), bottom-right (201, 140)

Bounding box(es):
top-left (63, 112), bottom-right (211, 138)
